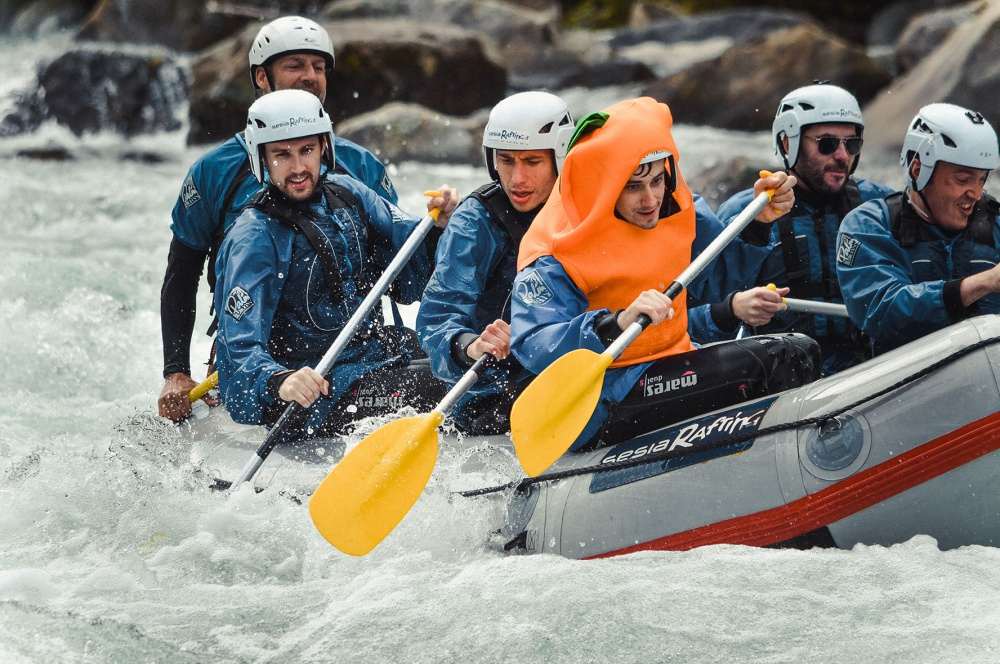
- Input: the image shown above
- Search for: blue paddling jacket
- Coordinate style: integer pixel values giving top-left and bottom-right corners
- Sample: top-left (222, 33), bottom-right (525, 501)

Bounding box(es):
top-left (716, 178), bottom-right (893, 373)
top-left (416, 184), bottom-right (533, 414)
top-left (161, 132), bottom-right (396, 377)
top-left (213, 174), bottom-right (434, 430)
top-left (836, 191), bottom-right (1000, 355)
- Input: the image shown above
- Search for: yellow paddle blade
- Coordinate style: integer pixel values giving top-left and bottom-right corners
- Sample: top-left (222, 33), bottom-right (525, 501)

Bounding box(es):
top-left (188, 372), bottom-right (218, 402)
top-left (309, 411), bottom-right (444, 556)
top-left (511, 349), bottom-right (614, 477)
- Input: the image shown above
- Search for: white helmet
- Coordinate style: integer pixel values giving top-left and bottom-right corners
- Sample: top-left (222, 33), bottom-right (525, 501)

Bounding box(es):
top-left (248, 16), bottom-right (335, 90)
top-left (772, 83), bottom-right (864, 171)
top-left (244, 89), bottom-right (336, 183)
top-left (482, 91), bottom-right (574, 181)
top-left (900, 103), bottom-right (1000, 191)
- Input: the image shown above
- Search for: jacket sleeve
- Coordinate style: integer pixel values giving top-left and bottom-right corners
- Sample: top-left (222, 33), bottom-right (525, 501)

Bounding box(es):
top-left (213, 219), bottom-right (288, 424)
top-left (170, 159), bottom-right (223, 253)
top-left (416, 198), bottom-right (504, 383)
top-left (353, 181), bottom-right (439, 305)
top-left (510, 256), bottom-right (609, 375)
top-left (160, 237), bottom-right (207, 377)
top-left (836, 200), bottom-right (959, 352)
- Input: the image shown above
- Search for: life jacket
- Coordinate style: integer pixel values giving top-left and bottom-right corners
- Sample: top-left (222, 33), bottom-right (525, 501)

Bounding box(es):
top-left (518, 97), bottom-right (695, 367)
top-left (776, 178), bottom-right (862, 301)
top-left (886, 191), bottom-right (998, 292)
top-left (468, 181), bottom-right (538, 321)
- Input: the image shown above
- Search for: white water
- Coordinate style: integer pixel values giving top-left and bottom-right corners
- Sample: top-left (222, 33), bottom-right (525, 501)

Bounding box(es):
top-left (3, 34), bottom-right (1000, 664)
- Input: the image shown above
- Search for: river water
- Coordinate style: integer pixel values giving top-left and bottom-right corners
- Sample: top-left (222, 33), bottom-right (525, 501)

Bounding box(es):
top-left (3, 34), bottom-right (1000, 664)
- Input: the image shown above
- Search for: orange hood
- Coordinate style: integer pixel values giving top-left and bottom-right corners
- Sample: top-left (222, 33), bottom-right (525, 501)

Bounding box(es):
top-left (517, 96), bottom-right (696, 366)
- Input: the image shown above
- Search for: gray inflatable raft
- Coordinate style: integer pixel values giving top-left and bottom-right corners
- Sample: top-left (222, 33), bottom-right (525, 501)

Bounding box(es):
top-left (499, 316), bottom-right (1000, 559)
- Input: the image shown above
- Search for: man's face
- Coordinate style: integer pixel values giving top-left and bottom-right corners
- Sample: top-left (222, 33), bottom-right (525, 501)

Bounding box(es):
top-left (919, 160), bottom-right (989, 231)
top-left (255, 52), bottom-right (328, 103)
top-left (263, 135), bottom-right (324, 201)
top-left (793, 123), bottom-right (862, 195)
top-left (615, 159), bottom-right (667, 230)
top-left (495, 149), bottom-right (557, 212)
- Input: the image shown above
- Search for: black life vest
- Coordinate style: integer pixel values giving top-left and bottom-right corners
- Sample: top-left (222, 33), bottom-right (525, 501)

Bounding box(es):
top-left (776, 179), bottom-right (862, 301)
top-left (886, 191), bottom-right (998, 249)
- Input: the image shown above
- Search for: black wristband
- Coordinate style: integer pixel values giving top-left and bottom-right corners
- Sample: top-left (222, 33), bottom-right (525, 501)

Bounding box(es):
top-left (450, 332), bottom-right (479, 368)
top-left (710, 292), bottom-right (740, 332)
top-left (740, 220), bottom-right (772, 246)
top-left (595, 310), bottom-right (623, 347)
top-left (943, 279), bottom-right (968, 322)
top-left (267, 369), bottom-right (294, 403)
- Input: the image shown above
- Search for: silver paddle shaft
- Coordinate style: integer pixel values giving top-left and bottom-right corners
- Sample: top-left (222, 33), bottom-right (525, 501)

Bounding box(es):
top-left (784, 297), bottom-right (849, 318)
top-left (434, 354), bottom-right (492, 415)
top-left (230, 211), bottom-right (439, 489)
top-left (606, 190), bottom-right (772, 360)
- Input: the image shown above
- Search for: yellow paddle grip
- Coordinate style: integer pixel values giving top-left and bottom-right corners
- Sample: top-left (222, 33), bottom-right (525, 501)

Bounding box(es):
top-left (423, 189), bottom-right (442, 222)
top-left (759, 170), bottom-right (775, 200)
top-left (188, 372), bottom-right (218, 403)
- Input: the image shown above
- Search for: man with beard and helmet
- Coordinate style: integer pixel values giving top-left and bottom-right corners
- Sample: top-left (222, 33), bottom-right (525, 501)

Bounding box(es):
top-left (213, 90), bottom-right (456, 443)
top-left (510, 97), bottom-right (817, 452)
top-left (158, 16), bottom-right (398, 423)
top-left (838, 103), bottom-right (1000, 355)
top-left (416, 91), bottom-right (573, 434)
top-left (715, 82), bottom-right (893, 375)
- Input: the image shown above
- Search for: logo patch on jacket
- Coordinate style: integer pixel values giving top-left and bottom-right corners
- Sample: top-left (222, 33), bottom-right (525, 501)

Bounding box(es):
top-left (225, 286), bottom-right (254, 321)
top-left (515, 270), bottom-right (554, 306)
top-left (181, 174), bottom-right (201, 208)
top-left (381, 171), bottom-right (397, 199)
top-left (837, 234), bottom-right (861, 267)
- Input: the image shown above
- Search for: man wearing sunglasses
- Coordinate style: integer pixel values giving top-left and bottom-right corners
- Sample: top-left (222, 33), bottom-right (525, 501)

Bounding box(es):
top-left (715, 83), bottom-right (893, 375)
top-left (837, 103), bottom-right (1000, 355)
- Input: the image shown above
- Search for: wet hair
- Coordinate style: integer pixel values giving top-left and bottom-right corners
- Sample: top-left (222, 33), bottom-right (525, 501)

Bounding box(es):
top-left (632, 162), bottom-right (655, 178)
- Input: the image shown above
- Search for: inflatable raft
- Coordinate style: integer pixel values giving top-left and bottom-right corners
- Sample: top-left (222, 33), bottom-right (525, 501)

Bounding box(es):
top-left (497, 315), bottom-right (1000, 558)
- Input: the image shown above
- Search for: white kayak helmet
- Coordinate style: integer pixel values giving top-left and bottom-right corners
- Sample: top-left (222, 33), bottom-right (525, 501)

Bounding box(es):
top-left (772, 82), bottom-right (864, 171)
top-left (482, 91), bottom-right (574, 181)
top-left (244, 89), bottom-right (336, 183)
top-left (248, 16), bottom-right (335, 90)
top-left (900, 103), bottom-right (1000, 191)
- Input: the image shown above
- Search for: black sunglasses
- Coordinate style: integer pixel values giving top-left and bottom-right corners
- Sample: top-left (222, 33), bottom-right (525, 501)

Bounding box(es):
top-left (807, 135), bottom-right (864, 156)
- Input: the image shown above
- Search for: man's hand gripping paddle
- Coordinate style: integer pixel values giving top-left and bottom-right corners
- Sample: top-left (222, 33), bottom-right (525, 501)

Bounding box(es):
top-left (510, 176), bottom-right (778, 477)
top-left (188, 372), bottom-right (218, 403)
top-left (223, 194), bottom-right (443, 491)
top-left (308, 354), bottom-right (497, 556)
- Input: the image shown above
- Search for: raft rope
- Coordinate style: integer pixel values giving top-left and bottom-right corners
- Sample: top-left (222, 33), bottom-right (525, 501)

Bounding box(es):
top-left (459, 334), bottom-right (1000, 498)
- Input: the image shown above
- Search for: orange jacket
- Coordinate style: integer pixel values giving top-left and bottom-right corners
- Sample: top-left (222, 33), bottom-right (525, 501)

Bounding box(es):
top-left (517, 97), bottom-right (696, 367)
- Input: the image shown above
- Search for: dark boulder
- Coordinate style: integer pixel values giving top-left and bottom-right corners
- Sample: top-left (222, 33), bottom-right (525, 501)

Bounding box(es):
top-left (336, 103), bottom-right (487, 165)
top-left (642, 24), bottom-right (891, 131)
top-left (608, 9), bottom-right (811, 49)
top-left (1, 48), bottom-right (188, 138)
top-left (895, 1), bottom-right (979, 74)
top-left (187, 20), bottom-right (506, 145)
top-left (76, 0), bottom-right (253, 52)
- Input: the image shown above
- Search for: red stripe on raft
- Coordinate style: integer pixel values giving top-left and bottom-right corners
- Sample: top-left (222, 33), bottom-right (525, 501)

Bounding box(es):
top-left (587, 411), bottom-right (1000, 558)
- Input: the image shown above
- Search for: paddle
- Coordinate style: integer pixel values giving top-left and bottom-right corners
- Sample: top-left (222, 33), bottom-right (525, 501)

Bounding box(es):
top-left (188, 372), bottom-right (218, 403)
top-left (784, 297), bottom-right (848, 318)
top-left (309, 353), bottom-right (497, 555)
top-left (226, 196), bottom-right (443, 490)
top-left (510, 180), bottom-right (777, 477)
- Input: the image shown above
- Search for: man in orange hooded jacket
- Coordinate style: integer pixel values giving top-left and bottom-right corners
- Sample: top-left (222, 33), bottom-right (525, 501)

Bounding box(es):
top-left (510, 97), bottom-right (811, 450)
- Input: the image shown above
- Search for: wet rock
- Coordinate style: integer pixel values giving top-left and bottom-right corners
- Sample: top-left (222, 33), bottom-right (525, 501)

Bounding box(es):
top-left (552, 58), bottom-right (655, 89)
top-left (642, 24), bottom-right (891, 131)
top-left (77, 0), bottom-right (252, 52)
top-left (864, 0), bottom-right (1000, 156)
top-left (867, 0), bottom-right (974, 47)
top-left (628, 1), bottom-right (682, 29)
top-left (16, 146), bottom-right (75, 161)
top-left (608, 9), bottom-right (810, 49)
top-left (1, 48), bottom-right (188, 138)
top-left (336, 103), bottom-right (487, 165)
top-left (688, 156), bottom-right (759, 209)
top-left (895, 1), bottom-right (980, 74)
top-left (188, 20), bottom-right (505, 145)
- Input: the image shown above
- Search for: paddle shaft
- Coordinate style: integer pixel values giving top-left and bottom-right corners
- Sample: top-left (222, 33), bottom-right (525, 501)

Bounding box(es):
top-left (605, 190), bottom-right (773, 360)
top-left (435, 353), bottom-right (493, 415)
top-left (188, 372), bottom-right (219, 402)
top-left (230, 211), bottom-right (440, 488)
top-left (784, 297), bottom-right (848, 318)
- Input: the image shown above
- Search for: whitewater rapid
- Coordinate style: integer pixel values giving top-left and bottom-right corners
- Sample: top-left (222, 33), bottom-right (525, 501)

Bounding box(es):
top-left (3, 33), bottom-right (1000, 664)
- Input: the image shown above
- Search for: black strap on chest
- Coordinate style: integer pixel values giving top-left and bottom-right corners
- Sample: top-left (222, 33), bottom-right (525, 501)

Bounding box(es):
top-left (889, 191), bottom-right (997, 249)
top-left (252, 182), bottom-right (364, 299)
top-left (469, 181), bottom-right (534, 247)
top-left (776, 179), bottom-right (862, 300)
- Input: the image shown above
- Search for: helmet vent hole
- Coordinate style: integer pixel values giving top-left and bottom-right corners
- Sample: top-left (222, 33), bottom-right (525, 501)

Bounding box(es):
top-left (254, 119), bottom-right (267, 128)
top-left (798, 102), bottom-right (815, 111)
top-left (264, 37), bottom-right (270, 43)
top-left (941, 133), bottom-right (957, 148)
top-left (914, 119), bottom-right (932, 133)
top-left (780, 104), bottom-right (794, 113)
top-left (538, 121), bottom-right (554, 134)
top-left (558, 114), bottom-right (571, 126)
